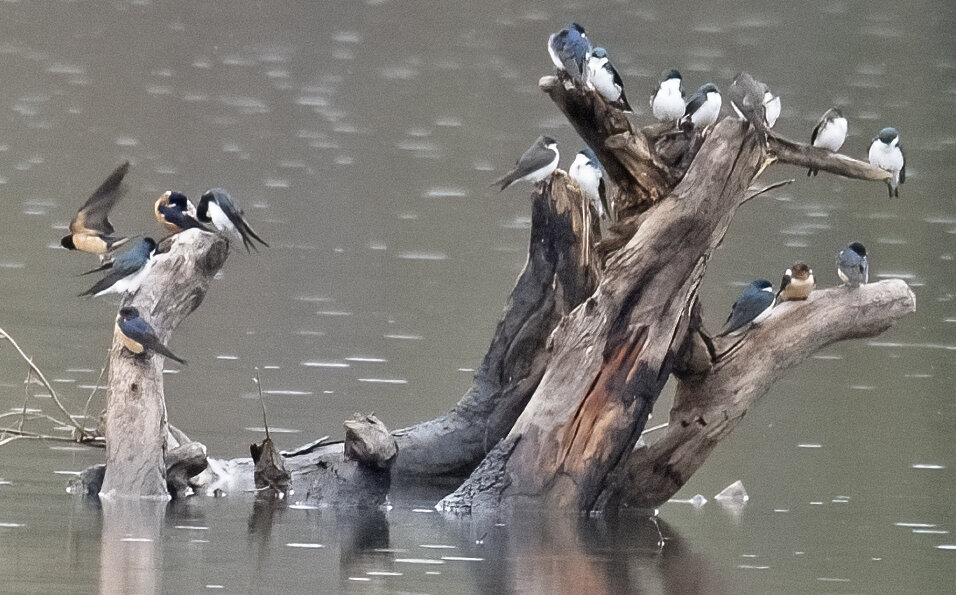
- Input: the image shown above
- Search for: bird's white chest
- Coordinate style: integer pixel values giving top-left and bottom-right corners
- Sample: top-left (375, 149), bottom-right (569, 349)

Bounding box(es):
top-left (814, 118), bottom-right (848, 151)
top-left (588, 59), bottom-right (619, 101)
top-left (869, 142), bottom-right (903, 172)
top-left (693, 93), bottom-right (722, 126)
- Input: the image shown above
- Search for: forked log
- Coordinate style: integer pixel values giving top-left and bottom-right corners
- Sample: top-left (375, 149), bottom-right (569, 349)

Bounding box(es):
top-left (99, 229), bottom-right (228, 500)
top-left (608, 281), bottom-right (915, 510)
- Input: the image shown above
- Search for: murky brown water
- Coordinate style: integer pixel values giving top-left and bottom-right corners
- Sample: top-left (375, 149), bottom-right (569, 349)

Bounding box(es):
top-left (0, 0), bottom-right (953, 592)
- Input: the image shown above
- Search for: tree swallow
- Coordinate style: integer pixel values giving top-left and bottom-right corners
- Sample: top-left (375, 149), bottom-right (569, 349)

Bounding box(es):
top-left (868, 127), bottom-right (906, 197)
top-left (728, 72), bottom-right (770, 140)
top-left (763, 88), bottom-right (781, 128)
top-left (61, 161), bottom-right (131, 255)
top-left (718, 280), bottom-right (775, 336)
top-left (587, 47), bottom-right (632, 112)
top-left (680, 83), bottom-right (722, 129)
top-left (115, 306), bottom-right (187, 365)
top-left (775, 263), bottom-right (815, 304)
top-left (650, 69), bottom-right (685, 122)
top-left (837, 242), bottom-right (868, 287)
top-left (197, 188), bottom-right (269, 252)
top-left (547, 23), bottom-right (591, 86)
top-left (79, 237), bottom-right (157, 298)
top-left (154, 191), bottom-right (211, 234)
top-left (568, 148), bottom-right (609, 220)
top-left (491, 135), bottom-right (559, 192)
top-left (807, 108), bottom-right (848, 176)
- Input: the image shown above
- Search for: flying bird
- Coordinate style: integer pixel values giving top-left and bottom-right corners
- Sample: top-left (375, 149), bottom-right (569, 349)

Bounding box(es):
top-left (115, 306), bottom-right (187, 365)
top-left (717, 280), bottom-right (775, 336)
top-left (587, 47), bottom-right (632, 112)
top-left (79, 237), bottom-right (157, 298)
top-left (548, 23), bottom-right (591, 85)
top-left (775, 263), bottom-right (815, 304)
top-left (807, 108), bottom-right (848, 176)
top-left (197, 188), bottom-right (269, 252)
top-left (868, 127), bottom-right (906, 198)
top-left (491, 135), bottom-right (559, 192)
top-left (154, 191), bottom-right (210, 234)
top-left (837, 242), bottom-right (869, 287)
top-left (61, 161), bottom-right (131, 256)
top-left (650, 69), bottom-right (685, 122)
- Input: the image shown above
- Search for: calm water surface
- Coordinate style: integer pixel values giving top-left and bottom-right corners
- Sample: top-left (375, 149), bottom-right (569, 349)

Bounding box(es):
top-left (0, 0), bottom-right (953, 592)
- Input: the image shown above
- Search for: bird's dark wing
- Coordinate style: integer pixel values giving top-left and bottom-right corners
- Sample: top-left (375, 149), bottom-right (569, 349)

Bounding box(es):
top-left (158, 203), bottom-right (210, 231)
top-left (899, 144), bottom-right (906, 184)
top-left (810, 118), bottom-right (823, 146)
top-left (118, 316), bottom-right (186, 364)
top-left (683, 91), bottom-right (705, 117)
top-left (71, 161), bottom-right (130, 235)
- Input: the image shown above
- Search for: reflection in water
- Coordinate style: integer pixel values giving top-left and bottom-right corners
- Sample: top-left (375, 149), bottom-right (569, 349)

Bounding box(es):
top-left (98, 499), bottom-right (167, 595)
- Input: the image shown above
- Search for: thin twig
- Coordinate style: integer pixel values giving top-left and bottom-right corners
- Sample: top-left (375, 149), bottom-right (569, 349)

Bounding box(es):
top-left (19, 368), bottom-right (32, 433)
top-left (742, 179), bottom-right (793, 204)
top-left (0, 326), bottom-right (89, 439)
top-left (640, 422), bottom-right (670, 437)
top-left (80, 363), bottom-right (109, 439)
top-left (0, 426), bottom-right (103, 444)
top-left (254, 368), bottom-right (269, 440)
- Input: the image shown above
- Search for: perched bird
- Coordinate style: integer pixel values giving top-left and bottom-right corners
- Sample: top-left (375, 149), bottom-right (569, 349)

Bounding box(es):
top-left (197, 188), bottom-right (269, 252)
top-left (728, 72), bottom-right (770, 140)
top-left (491, 135), bottom-right (559, 192)
top-left (680, 83), bottom-right (722, 129)
top-left (547, 23), bottom-right (591, 85)
top-left (154, 191), bottom-right (210, 234)
top-left (868, 127), bottom-right (906, 198)
top-left (763, 88), bottom-right (781, 128)
top-left (837, 242), bottom-right (869, 287)
top-left (79, 237), bottom-right (157, 298)
top-left (718, 280), bottom-right (775, 336)
top-left (61, 161), bottom-right (131, 255)
top-left (807, 108), bottom-right (848, 176)
top-left (587, 47), bottom-right (632, 112)
top-left (568, 148), bottom-right (609, 220)
top-left (650, 69), bottom-right (685, 122)
top-left (115, 306), bottom-right (187, 364)
top-left (775, 263), bottom-right (815, 304)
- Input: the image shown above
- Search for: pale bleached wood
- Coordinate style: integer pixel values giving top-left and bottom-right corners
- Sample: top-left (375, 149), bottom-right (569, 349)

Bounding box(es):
top-left (99, 229), bottom-right (228, 500)
top-left (608, 280), bottom-right (916, 509)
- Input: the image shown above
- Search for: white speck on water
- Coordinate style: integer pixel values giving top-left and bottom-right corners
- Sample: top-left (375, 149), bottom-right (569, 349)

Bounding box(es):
top-left (366, 571), bottom-right (403, 576)
top-left (244, 426), bottom-right (301, 434)
top-left (396, 251), bottom-right (447, 261)
top-left (809, 501), bottom-right (825, 505)
top-left (346, 356), bottom-right (386, 363)
top-left (115, 136), bottom-right (139, 147)
top-left (395, 558), bottom-right (444, 565)
top-left (737, 565), bottom-right (770, 570)
top-left (384, 334), bottom-right (423, 341)
top-left (175, 525), bottom-right (209, 531)
top-left (285, 543), bottom-right (325, 549)
top-left (215, 355), bottom-right (238, 360)
top-left (121, 537), bottom-right (154, 543)
top-left (850, 385), bottom-right (876, 390)
top-left (302, 361), bottom-right (349, 368)
top-left (0, 522), bottom-right (25, 528)
top-left (442, 556), bottom-right (484, 562)
top-left (774, 509), bottom-right (790, 513)
top-left (204, 586), bottom-right (224, 590)
top-left (420, 544), bottom-right (456, 549)
top-left (798, 443), bottom-right (822, 448)
top-left (53, 470), bottom-right (81, 476)
top-left (817, 577), bottom-right (851, 583)
top-left (913, 529), bottom-right (949, 534)
top-left (426, 571), bottom-right (441, 575)
top-left (868, 341), bottom-right (956, 352)
top-left (936, 544), bottom-right (956, 550)
top-left (425, 187), bottom-right (467, 198)
top-left (895, 522), bottom-right (936, 528)
top-left (435, 116), bottom-right (462, 127)
top-left (289, 503), bottom-right (320, 510)
top-left (911, 463), bottom-right (945, 470)
top-left (412, 508), bottom-right (435, 514)
top-left (316, 310), bottom-right (352, 317)
top-left (347, 577), bottom-right (371, 582)
top-left (264, 178), bottom-right (290, 188)
top-left (358, 378), bottom-right (408, 385)
top-left (262, 390), bottom-right (313, 396)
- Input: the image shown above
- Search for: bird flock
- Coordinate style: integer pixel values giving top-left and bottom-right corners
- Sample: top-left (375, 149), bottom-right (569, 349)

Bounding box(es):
top-left (61, 162), bottom-right (268, 365)
top-left (493, 22), bottom-right (900, 337)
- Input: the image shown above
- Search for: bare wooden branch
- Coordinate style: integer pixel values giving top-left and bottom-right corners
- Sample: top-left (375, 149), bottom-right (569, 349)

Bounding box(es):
top-left (610, 280), bottom-right (916, 509)
top-left (768, 134), bottom-right (891, 184)
top-left (100, 229), bottom-right (228, 500)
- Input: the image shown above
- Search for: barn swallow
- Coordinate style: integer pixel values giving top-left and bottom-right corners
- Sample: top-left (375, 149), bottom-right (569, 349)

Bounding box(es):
top-left (79, 237), bottom-right (157, 297)
top-left (837, 242), bottom-right (868, 287)
top-left (548, 23), bottom-right (591, 85)
top-left (154, 191), bottom-right (210, 234)
top-left (61, 161), bottom-right (131, 255)
top-left (775, 263), bottom-right (815, 304)
top-left (115, 306), bottom-right (187, 364)
top-left (807, 108), bottom-right (848, 176)
top-left (680, 83), bottom-right (722, 129)
top-left (587, 47), bottom-right (632, 112)
top-left (650, 69), bottom-right (685, 122)
top-left (868, 127), bottom-right (906, 198)
top-left (197, 188), bottom-right (269, 252)
top-left (717, 280), bottom-right (775, 336)
top-left (491, 135), bottom-right (559, 191)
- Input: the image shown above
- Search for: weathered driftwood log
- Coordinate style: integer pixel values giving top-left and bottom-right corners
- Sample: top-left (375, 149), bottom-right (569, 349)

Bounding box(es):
top-left (608, 281), bottom-right (915, 509)
top-left (99, 229), bottom-right (228, 500)
top-left (437, 72), bottom-right (913, 513)
top-left (206, 414), bottom-right (397, 508)
top-left (389, 173), bottom-right (597, 478)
